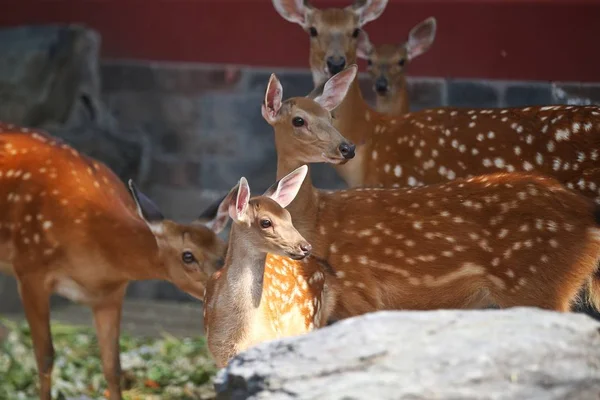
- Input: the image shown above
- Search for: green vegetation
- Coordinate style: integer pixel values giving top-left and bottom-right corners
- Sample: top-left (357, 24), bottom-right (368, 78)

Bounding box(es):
top-left (0, 319), bottom-right (217, 400)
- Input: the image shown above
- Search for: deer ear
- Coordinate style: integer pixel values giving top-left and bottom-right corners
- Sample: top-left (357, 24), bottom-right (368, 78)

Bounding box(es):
top-left (406, 17), bottom-right (437, 60)
top-left (261, 73), bottom-right (284, 124)
top-left (128, 179), bottom-right (165, 233)
top-left (230, 177), bottom-right (251, 223)
top-left (263, 165), bottom-right (308, 209)
top-left (272, 0), bottom-right (313, 26)
top-left (196, 192), bottom-right (230, 234)
top-left (348, 0), bottom-right (388, 26)
top-left (315, 65), bottom-right (357, 112)
top-left (356, 29), bottom-right (374, 60)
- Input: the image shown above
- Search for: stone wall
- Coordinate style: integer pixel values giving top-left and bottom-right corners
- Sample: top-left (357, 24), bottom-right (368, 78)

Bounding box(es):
top-left (101, 61), bottom-right (600, 225)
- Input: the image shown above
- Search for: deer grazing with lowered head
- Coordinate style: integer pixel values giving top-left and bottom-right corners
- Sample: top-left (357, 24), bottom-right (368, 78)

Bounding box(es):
top-left (0, 123), bottom-right (227, 400)
top-left (202, 166), bottom-right (322, 368)
top-left (273, 0), bottom-right (600, 196)
top-left (206, 67), bottom-right (600, 330)
top-left (357, 16), bottom-right (437, 115)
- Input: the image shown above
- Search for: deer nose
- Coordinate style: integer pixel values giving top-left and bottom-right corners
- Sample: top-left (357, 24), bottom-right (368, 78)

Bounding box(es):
top-left (300, 242), bottom-right (312, 254)
top-left (338, 142), bottom-right (356, 159)
top-left (375, 76), bottom-right (388, 94)
top-left (326, 56), bottom-right (346, 75)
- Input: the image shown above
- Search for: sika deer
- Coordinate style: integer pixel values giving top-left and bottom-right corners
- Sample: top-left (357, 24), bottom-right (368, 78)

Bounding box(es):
top-left (0, 124), bottom-right (226, 400)
top-left (274, 0), bottom-right (600, 195)
top-left (356, 17), bottom-right (437, 115)
top-left (203, 166), bottom-right (317, 368)
top-left (243, 69), bottom-right (600, 324)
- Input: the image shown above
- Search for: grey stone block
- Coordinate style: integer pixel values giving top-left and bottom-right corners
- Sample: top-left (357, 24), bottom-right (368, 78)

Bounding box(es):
top-left (448, 79), bottom-right (501, 108)
top-left (102, 62), bottom-right (243, 94)
top-left (552, 82), bottom-right (600, 105)
top-left (505, 82), bottom-right (554, 107)
top-left (246, 69), bottom-right (314, 98)
top-left (406, 77), bottom-right (446, 111)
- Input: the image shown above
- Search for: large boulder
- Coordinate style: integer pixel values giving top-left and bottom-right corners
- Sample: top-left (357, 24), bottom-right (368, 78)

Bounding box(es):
top-left (214, 308), bottom-right (600, 400)
top-left (0, 24), bottom-right (146, 183)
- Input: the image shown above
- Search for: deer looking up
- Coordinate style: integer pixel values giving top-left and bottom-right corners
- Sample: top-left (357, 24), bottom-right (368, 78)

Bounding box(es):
top-left (273, 0), bottom-right (600, 196)
top-left (357, 17), bottom-right (437, 116)
top-left (223, 67), bottom-right (600, 328)
top-left (203, 166), bottom-right (318, 368)
top-left (0, 124), bottom-right (226, 400)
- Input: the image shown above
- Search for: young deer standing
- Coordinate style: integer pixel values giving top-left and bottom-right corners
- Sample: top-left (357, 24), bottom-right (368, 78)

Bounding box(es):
top-left (233, 69), bottom-right (600, 327)
top-left (203, 166), bottom-right (320, 368)
top-left (356, 17), bottom-right (437, 115)
top-left (0, 124), bottom-right (227, 400)
top-left (273, 0), bottom-right (600, 197)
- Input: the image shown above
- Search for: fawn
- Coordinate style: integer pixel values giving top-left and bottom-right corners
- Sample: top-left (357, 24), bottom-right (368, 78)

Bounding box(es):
top-left (202, 68), bottom-right (600, 335)
top-left (356, 16), bottom-right (437, 115)
top-left (203, 166), bottom-right (318, 368)
top-left (273, 0), bottom-right (600, 194)
top-left (0, 124), bottom-right (226, 400)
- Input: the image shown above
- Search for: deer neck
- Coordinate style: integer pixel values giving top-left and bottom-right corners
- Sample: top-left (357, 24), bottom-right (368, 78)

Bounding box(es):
top-left (276, 157), bottom-right (319, 240)
top-left (329, 76), bottom-right (374, 187)
top-left (376, 86), bottom-right (409, 116)
top-left (223, 225), bottom-right (267, 309)
top-left (104, 211), bottom-right (169, 282)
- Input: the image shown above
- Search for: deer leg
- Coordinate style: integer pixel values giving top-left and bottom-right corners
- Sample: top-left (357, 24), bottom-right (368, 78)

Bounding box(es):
top-left (92, 286), bottom-right (126, 400)
top-left (18, 279), bottom-right (54, 400)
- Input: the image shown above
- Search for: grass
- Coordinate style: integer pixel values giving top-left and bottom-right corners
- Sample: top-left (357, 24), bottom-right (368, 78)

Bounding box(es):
top-left (0, 318), bottom-right (218, 400)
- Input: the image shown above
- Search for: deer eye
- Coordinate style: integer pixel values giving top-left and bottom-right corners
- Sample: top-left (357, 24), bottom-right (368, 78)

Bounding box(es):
top-left (182, 251), bottom-right (196, 264)
top-left (292, 117), bottom-right (305, 127)
top-left (352, 28), bottom-right (360, 38)
top-left (367, 59), bottom-right (372, 66)
top-left (309, 27), bottom-right (318, 37)
top-left (398, 59), bottom-right (406, 67)
top-left (260, 219), bottom-right (272, 229)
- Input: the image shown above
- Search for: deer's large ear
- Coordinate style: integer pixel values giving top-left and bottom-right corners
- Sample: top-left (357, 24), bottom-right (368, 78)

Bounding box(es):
top-left (348, 0), bottom-right (388, 26)
top-left (315, 65), bottom-right (357, 112)
top-left (231, 177), bottom-right (251, 223)
top-left (406, 17), bottom-right (437, 61)
top-left (196, 192), bottom-right (230, 234)
top-left (263, 165), bottom-right (308, 209)
top-left (128, 180), bottom-right (165, 234)
top-left (272, 0), bottom-right (313, 27)
top-left (356, 29), bottom-right (374, 60)
top-left (261, 74), bottom-right (284, 124)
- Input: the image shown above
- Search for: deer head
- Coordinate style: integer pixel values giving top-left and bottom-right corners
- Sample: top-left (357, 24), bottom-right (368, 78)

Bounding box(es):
top-left (357, 17), bottom-right (437, 97)
top-left (273, 0), bottom-right (388, 85)
top-left (208, 166), bottom-right (312, 260)
top-left (128, 180), bottom-right (227, 299)
top-left (261, 65), bottom-right (358, 164)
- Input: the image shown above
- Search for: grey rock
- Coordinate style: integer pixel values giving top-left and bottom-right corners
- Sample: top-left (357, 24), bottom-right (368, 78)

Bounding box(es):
top-left (214, 308), bottom-right (600, 400)
top-left (0, 24), bottom-right (146, 184)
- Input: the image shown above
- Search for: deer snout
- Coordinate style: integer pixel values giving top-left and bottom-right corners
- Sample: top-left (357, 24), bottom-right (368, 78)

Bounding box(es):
top-left (374, 76), bottom-right (389, 94)
top-left (326, 56), bottom-right (346, 75)
top-left (297, 241), bottom-right (312, 259)
top-left (338, 142), bottom-right (356, 159)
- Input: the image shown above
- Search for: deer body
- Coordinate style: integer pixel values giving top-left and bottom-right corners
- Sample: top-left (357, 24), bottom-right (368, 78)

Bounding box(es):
top-left (203, 168), bottom-right (326, 368)
top-left (274, 0), bottom-right (600, 195)
top-left (258, 70), bottom-right (600, 325)
top-left (0, 124), bottom-right (226, 400)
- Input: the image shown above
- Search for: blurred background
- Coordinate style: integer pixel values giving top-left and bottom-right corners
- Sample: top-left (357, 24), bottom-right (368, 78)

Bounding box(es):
top-left (0, 0), bottom-right (599, 378)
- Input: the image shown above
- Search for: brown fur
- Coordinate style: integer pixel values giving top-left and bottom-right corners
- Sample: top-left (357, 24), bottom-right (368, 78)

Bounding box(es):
top-left (0, 123), bottom-right (226, 400)
top-left (264, 93), bottom-right (600, 324)
top-left (203, 184), bottom-right (317, 368)
top-left (274, 1), bottom-right (600, 195)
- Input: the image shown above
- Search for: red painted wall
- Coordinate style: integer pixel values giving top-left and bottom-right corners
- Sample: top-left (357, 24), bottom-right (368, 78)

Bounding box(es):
top-left (1, 0), bottom-right (599, 82)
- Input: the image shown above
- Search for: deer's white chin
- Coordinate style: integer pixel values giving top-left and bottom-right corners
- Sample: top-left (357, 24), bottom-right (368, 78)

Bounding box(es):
top-left (321, 153), bottom-right (346, 164)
